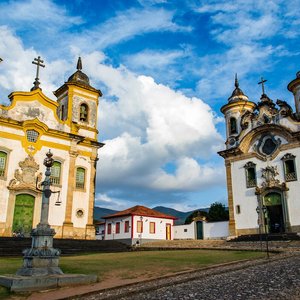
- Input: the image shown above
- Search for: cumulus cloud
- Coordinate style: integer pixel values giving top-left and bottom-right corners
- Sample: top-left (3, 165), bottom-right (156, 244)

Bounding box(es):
top-left (0, 26), bottom-right (70, 101)
top-left (83, 53), bottom-right (224, 196)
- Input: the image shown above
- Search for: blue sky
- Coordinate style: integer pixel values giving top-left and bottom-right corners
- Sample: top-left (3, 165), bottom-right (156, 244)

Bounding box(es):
top-left (0, 0), bottom-right (299, 211)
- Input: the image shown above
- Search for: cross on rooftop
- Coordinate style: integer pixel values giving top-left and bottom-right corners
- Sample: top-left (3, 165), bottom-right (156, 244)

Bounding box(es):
top-left (31, 56), bottom-right (45, 91)
top-left (258, 77), bottom-right (267, 95)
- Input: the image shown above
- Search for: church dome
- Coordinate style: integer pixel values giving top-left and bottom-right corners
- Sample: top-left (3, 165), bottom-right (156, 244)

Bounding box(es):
top-left (67, 57), bottom-right (90, 86)
top-left (228, 75), bottom-right (248, 102)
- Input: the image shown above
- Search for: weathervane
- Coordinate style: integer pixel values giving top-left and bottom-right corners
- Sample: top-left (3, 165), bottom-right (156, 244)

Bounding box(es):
top-left (258, 77), bottom-right (267, 96)
top-left (31, 56), bottom-right (45, 91)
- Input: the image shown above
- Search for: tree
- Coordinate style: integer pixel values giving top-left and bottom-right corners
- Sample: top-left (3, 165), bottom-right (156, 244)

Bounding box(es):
top-left (207, 202), bottom-right (229, 222)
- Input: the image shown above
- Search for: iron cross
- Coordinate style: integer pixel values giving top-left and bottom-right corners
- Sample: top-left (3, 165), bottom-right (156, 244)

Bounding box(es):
top-left (258, 77), bottom-right (267, 95)
top-left (31, 56), bottom-right (45, 90)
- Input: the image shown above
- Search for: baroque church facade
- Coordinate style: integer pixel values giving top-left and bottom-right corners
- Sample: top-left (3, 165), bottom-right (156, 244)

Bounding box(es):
top-left (219, 73), bottom-right (300, 237)
top-left (0, 57), bottom-right (103, 239)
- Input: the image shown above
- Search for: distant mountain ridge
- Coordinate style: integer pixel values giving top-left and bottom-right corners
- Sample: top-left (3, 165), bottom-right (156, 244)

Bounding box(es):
top-left (94, 205), bottom-right (210, 225)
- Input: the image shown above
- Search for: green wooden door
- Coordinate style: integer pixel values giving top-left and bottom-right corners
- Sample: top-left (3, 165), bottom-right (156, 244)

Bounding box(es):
top-left (196, 221), bottom-right (203, 239)
top-left (12, 194), bottom-right (35, 236)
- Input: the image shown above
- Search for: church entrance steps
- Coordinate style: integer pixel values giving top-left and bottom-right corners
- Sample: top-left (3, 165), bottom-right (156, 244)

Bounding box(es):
top-left (229, 233), bottom-right (300, 242)
top-left (140, 239), bottom-right (300, 252)
top-left (0, 237), bottom-right (129, 257)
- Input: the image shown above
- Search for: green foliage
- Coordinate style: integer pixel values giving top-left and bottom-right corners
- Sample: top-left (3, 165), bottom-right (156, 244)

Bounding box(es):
top-left (207, 202), bottom-right (229, 222)
top-left (184, 210), bottom-right (208, 224)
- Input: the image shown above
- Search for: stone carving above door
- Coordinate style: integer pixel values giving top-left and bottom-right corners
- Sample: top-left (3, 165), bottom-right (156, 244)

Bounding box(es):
top-left (8, 155), bottom-right (42, 191)
top-left (255, 165), bottom-right (288, 195)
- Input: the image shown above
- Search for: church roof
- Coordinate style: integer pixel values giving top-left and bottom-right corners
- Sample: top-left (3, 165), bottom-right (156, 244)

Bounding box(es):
top-left (54, 57), bottom-right (102, 96)
top-left (102, 205), bottom-right (177, 220)
top-left (67, 57), bottom-right (90, 86)
top-left (228, 75), bottom-right (248, 102)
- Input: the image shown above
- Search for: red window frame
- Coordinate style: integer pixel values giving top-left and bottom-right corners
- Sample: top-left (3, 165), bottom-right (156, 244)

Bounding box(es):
top-left (107, 223), bottom-right (112, 235)
top-left (116, 222), bottom-right (120, 234)
top-left (124, 220), bottom-right (130, 233)
top-left (150, 222), bottom-right (155, 234)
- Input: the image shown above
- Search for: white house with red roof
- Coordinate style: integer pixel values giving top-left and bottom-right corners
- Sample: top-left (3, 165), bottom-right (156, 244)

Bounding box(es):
top-left (102, 205), bottom-right (177, 245)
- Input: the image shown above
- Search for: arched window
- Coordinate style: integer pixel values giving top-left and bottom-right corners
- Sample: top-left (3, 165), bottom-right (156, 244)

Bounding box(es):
top-left (76, 167), bottom-right (85, 189)
top-left (50, 161), bottom-right (62, 185)
top-left (229, 117), bottom-right (237, 135)
top-left (0, 151), bottom-right (7, 178)
top-left (79, 103), bottom-right (88, 122)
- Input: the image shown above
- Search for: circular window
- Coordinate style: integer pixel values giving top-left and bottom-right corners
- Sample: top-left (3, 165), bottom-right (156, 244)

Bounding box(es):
top-left (76, 209), bottom-right (84, 218)
top-left (261, 137), bottom-right (277, 155)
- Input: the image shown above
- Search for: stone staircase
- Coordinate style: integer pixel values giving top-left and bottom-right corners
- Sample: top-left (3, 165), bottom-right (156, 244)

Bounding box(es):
top-left (230, 233), bottom-right (300, 242)
top-left (0, 237), bottom-right (129, 256)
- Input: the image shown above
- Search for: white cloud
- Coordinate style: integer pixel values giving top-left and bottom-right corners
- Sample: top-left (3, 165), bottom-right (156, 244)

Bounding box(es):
top-left (0, 0), bottom-right (83, 28)
top-left (95, 193), bottom-right (136, 211)
top-left (83, 53), bottom-right (224, 193)
top-left (74, 8), bottom-right (192, 50)
top-left (0, 26), bottom-right (70, 100)
top-left (123, 49), bottom-right (187, 69)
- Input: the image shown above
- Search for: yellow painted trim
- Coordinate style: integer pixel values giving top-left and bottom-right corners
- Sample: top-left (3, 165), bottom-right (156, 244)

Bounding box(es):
top-left (221, 100), bottom-right (256, 114)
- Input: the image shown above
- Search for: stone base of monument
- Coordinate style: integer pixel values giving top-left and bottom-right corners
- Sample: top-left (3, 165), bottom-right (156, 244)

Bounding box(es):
top-left (0, 273), bottom-right (97, 292)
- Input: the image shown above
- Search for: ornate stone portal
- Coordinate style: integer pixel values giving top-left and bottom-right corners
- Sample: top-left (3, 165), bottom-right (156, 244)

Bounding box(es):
top-left (255, 166), bottom-right (290, 233)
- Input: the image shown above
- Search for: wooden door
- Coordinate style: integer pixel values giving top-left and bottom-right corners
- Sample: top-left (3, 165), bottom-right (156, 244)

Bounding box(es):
top-left (166, 223), bottom-right (171, 240)
top-left (12, 194), bottom-right (35, 236)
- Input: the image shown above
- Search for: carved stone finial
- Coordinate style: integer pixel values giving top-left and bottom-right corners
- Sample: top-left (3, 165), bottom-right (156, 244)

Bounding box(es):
top-left (44, 150), bottom-right (54, 168)
top-left (77, 57), bottom-right (82, 71)
top-left (235, 73), bottom-right (239, 88)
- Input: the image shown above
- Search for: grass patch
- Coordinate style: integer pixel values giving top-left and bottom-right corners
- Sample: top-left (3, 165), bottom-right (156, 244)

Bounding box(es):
top-left (0, 286), bottom-right (10, 299)
top-left (58, 250), bottom-right (264, 280)
top-left (0, 250), bottom-right (265, 296)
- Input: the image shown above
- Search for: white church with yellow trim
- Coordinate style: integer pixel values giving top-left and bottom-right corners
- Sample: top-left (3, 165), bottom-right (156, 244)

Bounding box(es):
top-left (0, 57), bottom-right (103, 239)
top-left (219, 73), bottom-right (300, 237)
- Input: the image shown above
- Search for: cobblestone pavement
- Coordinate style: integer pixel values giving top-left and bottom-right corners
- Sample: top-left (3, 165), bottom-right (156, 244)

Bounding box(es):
top-left (72, 254), bottom-right (300, 300)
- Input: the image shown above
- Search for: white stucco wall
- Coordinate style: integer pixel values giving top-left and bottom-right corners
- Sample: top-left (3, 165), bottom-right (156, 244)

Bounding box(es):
top-left (231, 146), bottom-right (300, 231)
top-left (104, 215), bottom-right (174, 241)
top-left (104, 216), bottom-right (132, 240)
top-left (173, 223), bottom-right (195, 239)
top-left (132, 216), bottom-right (173, 240)
top-left (203, 221), bottom-right (229, 239)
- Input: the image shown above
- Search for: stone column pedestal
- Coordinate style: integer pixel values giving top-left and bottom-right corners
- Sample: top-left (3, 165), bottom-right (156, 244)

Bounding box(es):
top-left (16, 224), bottom-right (63, 276)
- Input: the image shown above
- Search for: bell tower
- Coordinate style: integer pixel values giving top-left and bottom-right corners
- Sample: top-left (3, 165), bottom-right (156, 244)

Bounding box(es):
top-left (287, 71), bottom-right (300, 119)
top-left (54, 57), bottom-right (102, 139)
top-left (220, 75), bottom-right (256, 149)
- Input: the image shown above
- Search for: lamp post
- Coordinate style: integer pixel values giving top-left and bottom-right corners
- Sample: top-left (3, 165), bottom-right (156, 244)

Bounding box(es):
top-left (16, 150), bottom-right (63, 276)
top-left (256, 205), bottom-right (269, 258)
top-left (262, 205), bottom-right (269, 258)
top-left (256, 206), bottom-right (263, 252)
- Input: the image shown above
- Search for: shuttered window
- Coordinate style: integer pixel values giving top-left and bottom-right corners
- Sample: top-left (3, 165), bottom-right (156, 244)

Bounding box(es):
top-left (76, 167), bottom-right (85, 189)
top-left (0, 151), bottom-right (7, 178)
